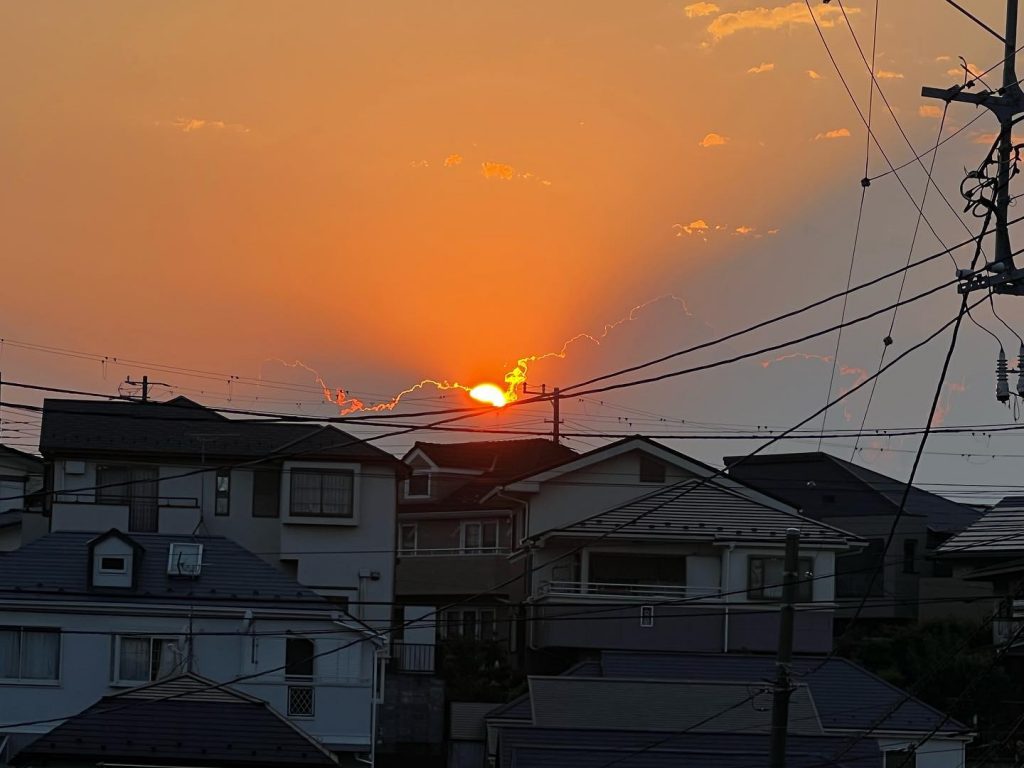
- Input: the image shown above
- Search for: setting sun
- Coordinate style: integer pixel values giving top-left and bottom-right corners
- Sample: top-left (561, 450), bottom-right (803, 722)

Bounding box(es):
top-left (469, 383), bottom-right (508, 408)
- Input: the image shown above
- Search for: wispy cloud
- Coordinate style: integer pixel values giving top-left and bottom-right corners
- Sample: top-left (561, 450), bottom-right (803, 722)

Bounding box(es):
top-left (947, 62), bottom-right (981, 78)
top-left (443, 153), bottom-right (463, 167)
top-left (807, 69), bottom-right (822, 80)
top-left (973, 132), bottom-right (1024, 145)
top-left (481, 162), bottom-right (516, 180)
top-left (706, 2), bottom-right (857, 42)
top-left (166, 117), bottom-right (250, 134)
top-left (918, 105), bottom-right (943, 119)
top-left (684, 2), bottom-right (720, 17)
top-left (735, 226), bottom-right (755, 235)
top-left (875, 70), bottom-right (904, 80)
top-left (814, 128), bottom-right (851, 140)
top-left (747, 62), bottom-right (775, 74)
top-left (698, 132), bottom-right (729, 147)
top-left (935, 55), bottom-right (952, 62)
top-left (674, 219), bottom-right (710, 236)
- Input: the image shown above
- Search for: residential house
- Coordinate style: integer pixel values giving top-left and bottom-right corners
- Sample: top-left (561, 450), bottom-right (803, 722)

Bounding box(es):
top-left (483, 651), bottom-right (971, 768)
top-left (497, 438), bottom-right (863, 665)
top-left (724, 452), bottom-right (985, 622)
top-left (393, 439), bottom-right (576, 663)
top-left (0, 445), bottom-right (45, 551)
top-left (10, 673), bottom-right (339, 767)
top-left (0, 530), bottom-right (384, 765)
top-left (936, 496), bottom-right (1024, 653)
top-left (38, 396), bottom-right (401, 625)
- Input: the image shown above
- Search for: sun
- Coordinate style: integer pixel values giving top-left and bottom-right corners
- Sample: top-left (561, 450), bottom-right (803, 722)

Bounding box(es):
top-left (469, 383), bottom-right (508, 408)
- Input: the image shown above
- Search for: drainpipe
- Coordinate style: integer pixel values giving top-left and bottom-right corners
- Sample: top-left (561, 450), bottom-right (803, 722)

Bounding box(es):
top-left (333, 617), bottom-right (386, 768)
top-left (722, 544), bottom-right (734, 653)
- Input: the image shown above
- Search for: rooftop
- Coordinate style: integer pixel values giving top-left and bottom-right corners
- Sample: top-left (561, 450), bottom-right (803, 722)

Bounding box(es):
top-left (937, 498), bottom-right (1024, 557)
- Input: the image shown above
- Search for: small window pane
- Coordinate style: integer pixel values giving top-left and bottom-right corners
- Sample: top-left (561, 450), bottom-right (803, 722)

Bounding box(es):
top-left (119, 637), bottom-right (150, 681)
top-left (252, 470), bottom-right (280, 518)
top-left (482, 522), bottom-right (498, 550)
top-left (0, 630), bottom-right (21, 678)
top-left (100, 557), bottom-right (126, 572)
top-left (408, 474), bottom-right (429, 497)
top-left (464, 523), bottom-right (482, 553)
top-left (399, 525), bottom-right (417, 554)
top-left (286, 637), bottom-right (315, 678)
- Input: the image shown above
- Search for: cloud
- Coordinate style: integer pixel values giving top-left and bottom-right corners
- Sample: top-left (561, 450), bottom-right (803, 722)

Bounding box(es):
top-left (875, 70), bottom-right (904, 79)
top-left (747, 62), bottom-right (775, 74)
top-left (674, 219), bottom-right (710, 236)
top-left (973, 132), bottom-right (1024, 145)
top-left (168, 117), bottom-right (249, 134)
top-left (443, 154), bottom-right (463, 167)
top-left (698, 132), bottom-right (729, 147)
top-left (807, 69), bottom-right (822, 80)
top-left (947, 62), bottom-right (981, 78)
top-left (935, 55), bottom-right (952, 62)
top-left (481, 162), bottom-right (516, 180)
top-left (919, 105), bottom-right (944, 119)
top-left (706, 2), bottom-right (856, 41)
top-left (735, 225), bottom-right (755, 235)
top-left (767, 228), bottom-right (780, 235)
top-left (684, 1), bottom-right (720, 17)
top-left (814, 128), bottom-right (851, 140)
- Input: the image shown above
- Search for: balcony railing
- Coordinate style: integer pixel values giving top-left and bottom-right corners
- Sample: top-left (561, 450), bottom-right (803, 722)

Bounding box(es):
top-left (390, 642), bottom-right (437, 673)
top-left (55, 494), bottom-right (200, 508)
top-left (994, 599), bottom-right (1024, 646)
top-left (538, 580), bottom-right (721, 601)
top-left (398, 547), bottom-right (512, 557)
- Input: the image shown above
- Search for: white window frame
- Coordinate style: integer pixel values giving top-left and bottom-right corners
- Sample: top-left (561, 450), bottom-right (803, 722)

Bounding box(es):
top-left (167, 543), bottom-right (203, 576)
top-left (399, 523), bottom-right (418, 555)
top-left (111, 635), bottom-right (181, 686)
top-left (0, 626), bottom-right (61, 684)
top-left (405, 472), bottom-right (431, 499)
top-left (461, 521), bottom-right (499, 554)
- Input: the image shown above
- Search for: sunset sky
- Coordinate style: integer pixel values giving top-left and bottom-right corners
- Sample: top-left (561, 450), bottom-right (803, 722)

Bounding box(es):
top-left (3, 1), bottom-right (1023, 499)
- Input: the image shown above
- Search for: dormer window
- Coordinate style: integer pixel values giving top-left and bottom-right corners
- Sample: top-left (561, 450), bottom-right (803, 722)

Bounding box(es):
top-left (167, 543), bottom-right (203, 576)
top-left (88, 530), bottom-right (139, 590)
top-left (406, 473), bottom-right (430, 499)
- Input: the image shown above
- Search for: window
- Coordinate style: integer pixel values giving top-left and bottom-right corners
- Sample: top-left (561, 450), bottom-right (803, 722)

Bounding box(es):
top-left (167, 543), bottom-right (203, 576)
top-left (903, 539), bottom-right (918, 574)
top-left (399, 524), bottom-right (417, 555)
top-left (96, 465), bottom-right (159, 532)
top-left (252, 469), bottom-right (280, 518)
top-left (407, 473), bottom-right (430, 498)
top-left (113, 636), bottom-right (179, 684)
top-left (589, 553), bottom-right (686, 587)
top-left (836, 538), bottom-right (886, 598)
top-left (288, 685), bottom-right (315, 717)
top-left (289, 470), bottom-right (353, 518)
top-left (462, 521), bottom-right (499, 553)
top-left (441, 608), bottom-right (497, 641)
top-left (747, 556), bottom-right (814, 602)
top-left (0, 627), bottom-right (60, 681)
top-left (215, 469), bottom-right (230, 516)
top-left (640, 605), bottom-right (655, 628)
top-left (286, 637), bottom-right (315, 679)
top-left (96, 465), bottom-right (131, 504)
top-left (99, 556), bottom-right (127, 573)
top-left (639, 456), bottom-right (666, 484)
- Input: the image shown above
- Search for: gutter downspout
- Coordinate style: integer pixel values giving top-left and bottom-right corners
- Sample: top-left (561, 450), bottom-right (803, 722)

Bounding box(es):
top-left (333, 616), bottom-right (386, 768)
top-left (723, 544), bottom-right (734, 653)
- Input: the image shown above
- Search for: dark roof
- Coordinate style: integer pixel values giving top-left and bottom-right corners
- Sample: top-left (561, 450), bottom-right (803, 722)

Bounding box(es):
top-left (408, 438), bottom-right (577, 475)
top-left (725, 452), bottom-right (981, 534)
top-left (0, 531), bottom-right (326, 608)
top-left (598, 651), bottom-right (968, 734)
top-left (0, 443), bottom-right (44, 469)
top-left (39, 397), bottom-right (398, 464)
top-left (937, 499), bottom-right (1024, 557)
top-left (13, 674), bottom-right (337, 766)
top-left (537, 481), bottom-right (858, 547)
top-left (497, 729), bottom-right (881, 768)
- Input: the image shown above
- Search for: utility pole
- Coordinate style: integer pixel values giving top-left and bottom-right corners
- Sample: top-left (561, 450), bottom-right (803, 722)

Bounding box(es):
top-left (769, 528), bottom-right (800, 768)
top-left (521, 383), bottom-right (564, 444)
top-left (923, 0), bottom-right (1024, 294)
top-left (124, 375), bottom-right (169, 403)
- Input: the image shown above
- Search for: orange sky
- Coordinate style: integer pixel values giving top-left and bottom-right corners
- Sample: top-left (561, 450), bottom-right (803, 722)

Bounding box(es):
top-left (3, 1), bottom-right (1024, 490)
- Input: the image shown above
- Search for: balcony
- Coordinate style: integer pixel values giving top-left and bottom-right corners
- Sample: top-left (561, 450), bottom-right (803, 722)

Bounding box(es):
top-left (398, 547), bottom-right (512, 557)
top-left (538, 580), bottom-right (720, 601)
top-left (993, 599), bottom-right (1024, 647)
top-left (390, 642), bottom-right (437, 673)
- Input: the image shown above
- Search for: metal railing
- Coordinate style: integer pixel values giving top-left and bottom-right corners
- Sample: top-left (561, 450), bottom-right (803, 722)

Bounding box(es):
top-left (538, 580), bottom-right (721, 600)
top-left (390, 642), bottom-right (437, 673)
top-left (55, 494), bottom-right (200, 508)
top-left (398, 547), bottom-right (512, 557)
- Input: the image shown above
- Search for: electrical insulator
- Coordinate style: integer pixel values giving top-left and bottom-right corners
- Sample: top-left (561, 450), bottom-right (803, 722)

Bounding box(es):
top-left (997, 348), bottom-right (1010, 403)
top-left (1018, 344), bottom-right (1024, 397)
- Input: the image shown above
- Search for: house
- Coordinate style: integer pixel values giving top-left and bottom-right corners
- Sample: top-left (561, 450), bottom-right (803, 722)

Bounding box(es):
top-left (0, 444), bottom-right (45, 551)
top-left (38, 396), bottom-right (402, 625)
top-left (10, 673), bottom-right (338, 767)
top-left (497, 437), bottom-right (862, 663)
top-left (0, 530), bottom-right (383, 765)
top-left (483, 651), bottom-right (971, 768)
top-left (393, 439), bottom-right (576, 662)
top-left (936, 496), bottom-right (1024, 652)
top-left (724, 452), bottom-right (986, 622)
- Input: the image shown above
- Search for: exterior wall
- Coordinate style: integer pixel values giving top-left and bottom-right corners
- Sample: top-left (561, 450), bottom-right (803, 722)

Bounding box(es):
top-left (878, 736), bottom-right (966, 768)
top-left (524, 453), bottom-right (698, 537)
top-left (0, 605), bottom-right (375, 750)
top-left (0, 455), bottom-right (43, 514)
top-left (918, 577), bottom-right (995, 623)
top-left (397, 555), bottom-right (523, 599)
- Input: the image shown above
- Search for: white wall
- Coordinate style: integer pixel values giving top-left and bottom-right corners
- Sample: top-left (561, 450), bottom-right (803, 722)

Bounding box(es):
top-left (878, 736), bottom-right (966, 768)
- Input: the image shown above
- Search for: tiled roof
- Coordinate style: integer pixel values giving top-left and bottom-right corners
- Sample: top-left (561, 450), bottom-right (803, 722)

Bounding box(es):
top-left (485, 660), bottom-right (602, 721)
top-left (410, 439), bottom-right (577, 475)
top-left (937, 502), bottom-right (1024, 557)
top-left (40, 397), bottom-right (398, 464)
top-left (13, 674), bottom-right (337, 766)
top-left (725, 452), bottom-right (980, 535)
top-left (0, 443), bottom-right (44, 468)
top-left (0, 531), bottom-right (326, 608)
top-left (598, 651), bottom-right (967, 734)
top-left (540, 481), bottom-right (858, 546)
top-left (497, 729), bottom-right (881, 768)
top-left (528, 677), bottom-right (822, 734)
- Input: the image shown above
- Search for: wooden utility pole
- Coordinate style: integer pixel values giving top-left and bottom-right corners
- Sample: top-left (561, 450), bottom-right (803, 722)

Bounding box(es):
top-left (769, 528), bottom-right (800, 768)
top-left (521, 383), bottom-right (564, 444)
top-left (924, 0), bottom-right (1024, 294)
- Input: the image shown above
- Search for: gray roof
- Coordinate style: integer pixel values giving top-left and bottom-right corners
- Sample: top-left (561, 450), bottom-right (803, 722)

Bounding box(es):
top-left (0, 443), bottom-right (44, 470)
top-left (0, 531), bottom-right (327, 609)
top-left (40, 397), bottom-right (398, 464)
top-left (937, 500), bottom-right (1024, 557)
top-left (539, 480), bottom-right (859, 547)
top-left (528, 677), bottom-right (822, 735)
top-left (497, 729), bottom-right (881, 768)
top-left (13, 673), bottom-right (337, 766)
top-left (725, 452), bottom-right (980, 535)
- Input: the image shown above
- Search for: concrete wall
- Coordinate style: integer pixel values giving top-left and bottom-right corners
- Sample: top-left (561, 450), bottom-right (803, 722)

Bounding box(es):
top-left (0, 605), bottom-right (375, 751)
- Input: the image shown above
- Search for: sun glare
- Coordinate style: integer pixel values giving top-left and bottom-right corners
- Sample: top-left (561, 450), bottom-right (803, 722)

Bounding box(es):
top-left (469, 383), bottom-right (508, 408)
